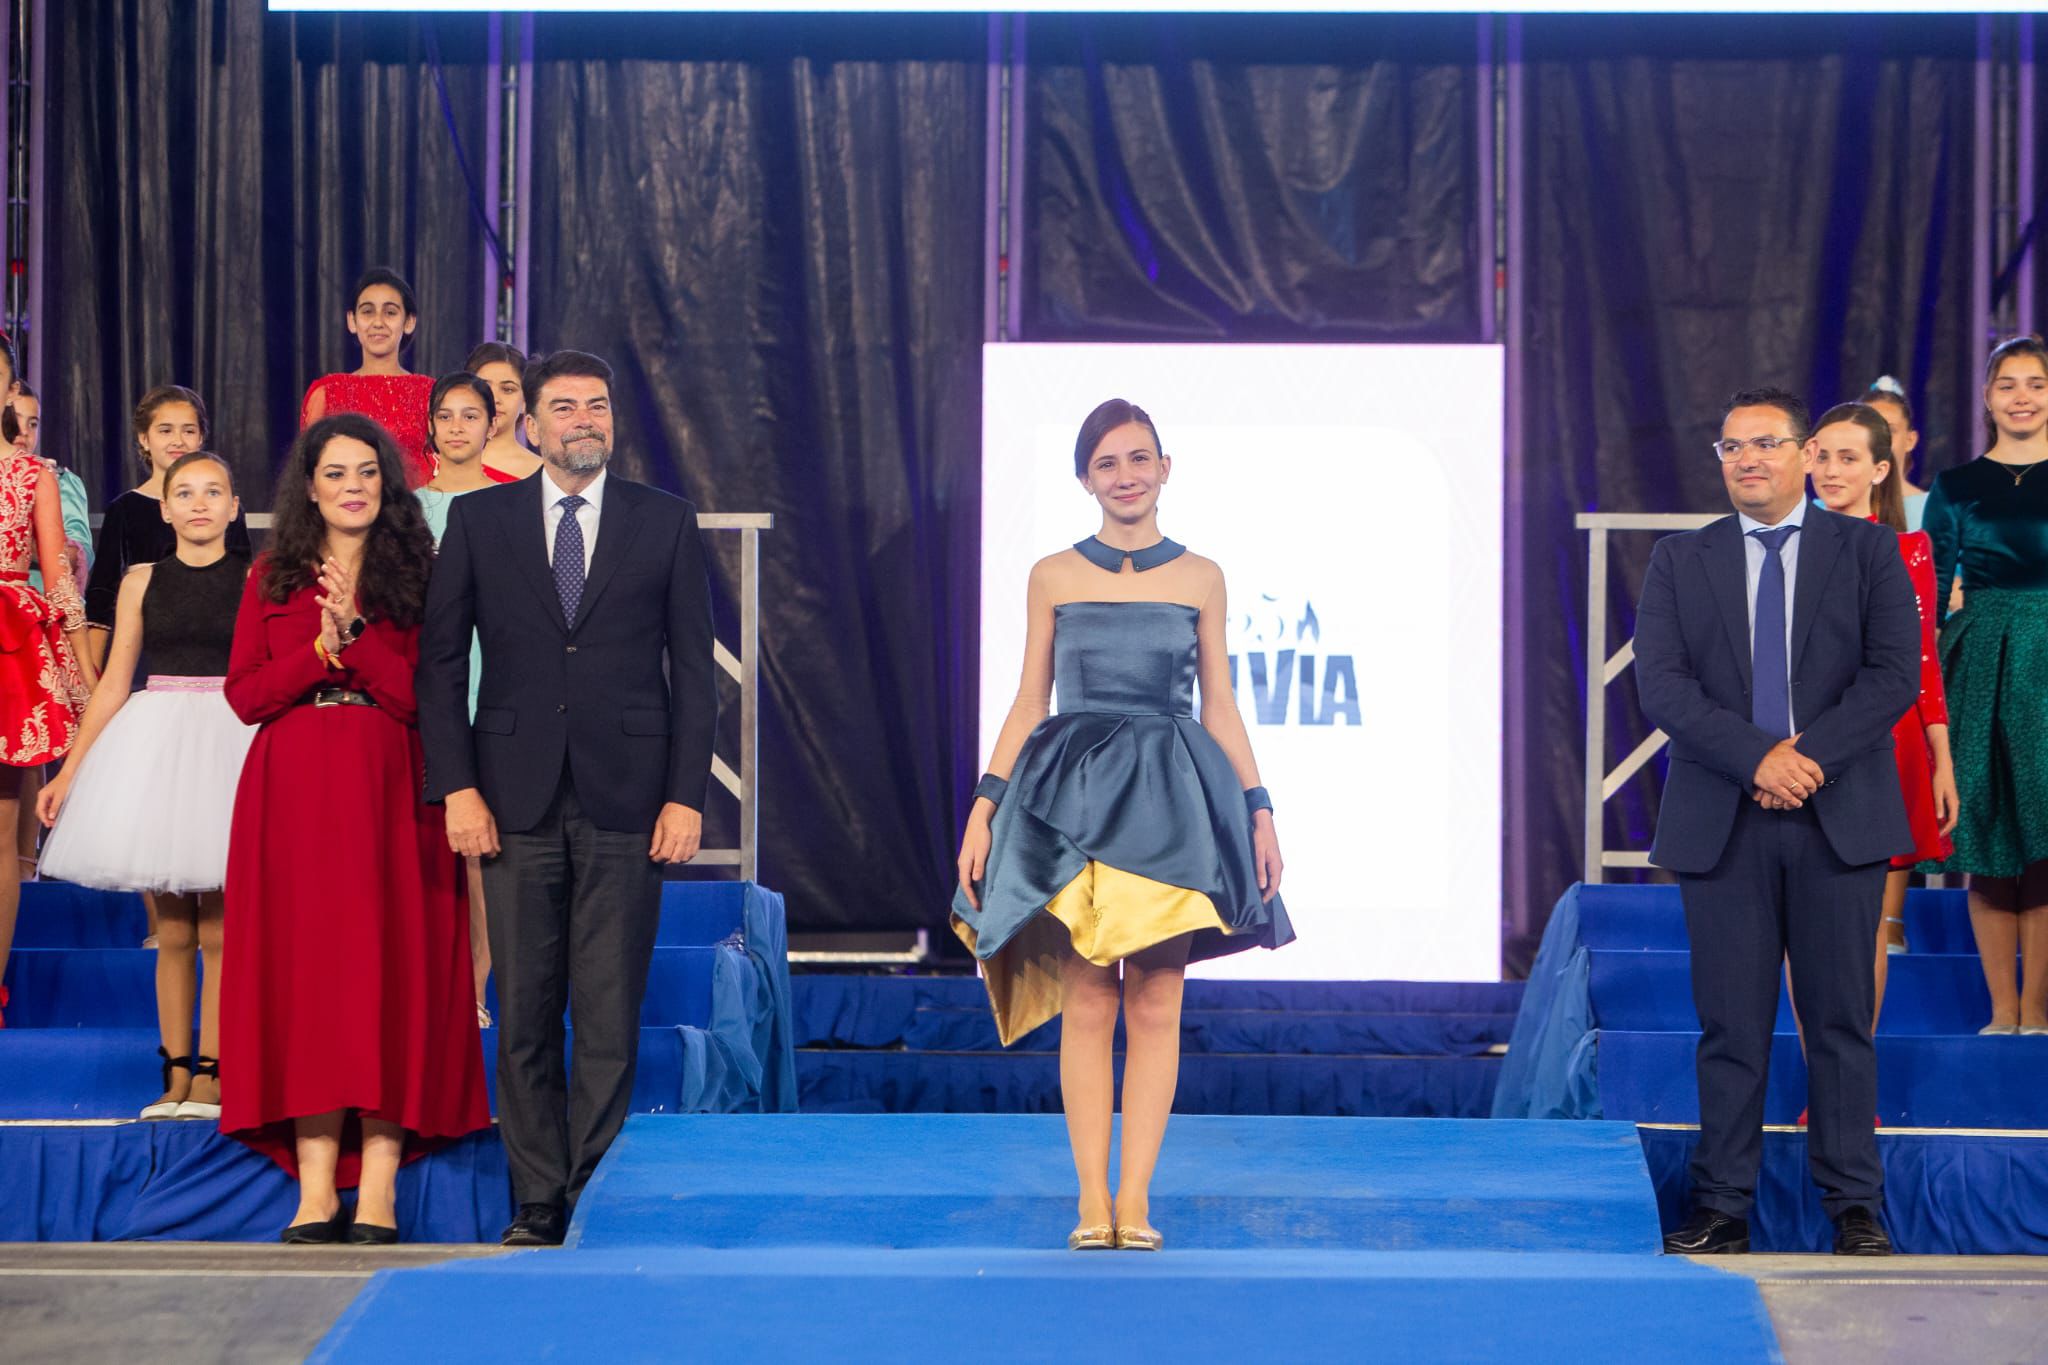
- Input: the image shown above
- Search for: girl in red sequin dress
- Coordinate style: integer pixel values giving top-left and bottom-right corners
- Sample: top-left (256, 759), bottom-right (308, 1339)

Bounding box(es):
top-left (1809, 401), bottom-right (1957, 1022)
top-left (0, 437), bottom-right (93, 1023)
top-left (301, 268), bottom-right (437, 488)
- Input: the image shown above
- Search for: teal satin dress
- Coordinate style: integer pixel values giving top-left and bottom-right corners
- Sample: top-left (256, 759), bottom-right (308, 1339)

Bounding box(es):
top-left (953, 540), bottom-right (1293, 1043)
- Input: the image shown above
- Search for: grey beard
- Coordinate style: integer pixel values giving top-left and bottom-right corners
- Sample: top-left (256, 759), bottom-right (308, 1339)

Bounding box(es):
top-left (548, 442), bottom-right (609, 473)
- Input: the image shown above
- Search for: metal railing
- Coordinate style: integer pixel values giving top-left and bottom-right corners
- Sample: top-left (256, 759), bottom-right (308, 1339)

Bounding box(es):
top-left (86, 508), bottom-right (773, 883)
top-left (1578, 511), bottom-right (1716, 882)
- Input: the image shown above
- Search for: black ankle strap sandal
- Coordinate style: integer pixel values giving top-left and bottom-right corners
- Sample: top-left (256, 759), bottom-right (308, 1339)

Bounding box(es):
top-left (142, 1048), bottom-right (195, 1121)
top-left (174, 1055), bottom-right (224, 1121)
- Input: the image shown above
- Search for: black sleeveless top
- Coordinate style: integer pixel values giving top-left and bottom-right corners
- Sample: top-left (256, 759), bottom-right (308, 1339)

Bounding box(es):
top-left (140, 553), bottom-right (247, 677)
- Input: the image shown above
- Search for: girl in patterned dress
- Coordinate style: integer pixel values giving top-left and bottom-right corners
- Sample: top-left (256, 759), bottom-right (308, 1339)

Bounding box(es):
top-left (0, 432), bottom-right (91, 1025)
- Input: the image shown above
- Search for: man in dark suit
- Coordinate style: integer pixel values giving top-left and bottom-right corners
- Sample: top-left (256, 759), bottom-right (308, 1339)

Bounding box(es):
top-left (418, 350), bottom-right (716, 1247)
top-left (1634, 387), bottom-right (1920, 1257)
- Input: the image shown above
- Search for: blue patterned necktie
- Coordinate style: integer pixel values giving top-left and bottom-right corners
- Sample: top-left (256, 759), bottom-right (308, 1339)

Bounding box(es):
top-left (554, 494), bottom-right (587, 626)
top-left (1749, 525), bottom-right (1798, 739)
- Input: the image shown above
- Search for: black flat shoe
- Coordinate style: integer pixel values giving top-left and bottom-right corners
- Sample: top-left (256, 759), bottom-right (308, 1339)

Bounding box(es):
top-left (346, 1222), bottom-right (400, 1246)
top-left (280, 1208), bottom-right (350, 1245)
top-left (1662, 1209), bottom-right (1750, 1255)
top-left (501, 1202), bottom-right (565, 1247)
top-left (1832, 1206), bottom-right (1892, 1256)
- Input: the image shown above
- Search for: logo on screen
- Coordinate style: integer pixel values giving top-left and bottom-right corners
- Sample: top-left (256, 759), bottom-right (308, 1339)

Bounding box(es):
top-left (1226, 593), bottom-right (1359, 726)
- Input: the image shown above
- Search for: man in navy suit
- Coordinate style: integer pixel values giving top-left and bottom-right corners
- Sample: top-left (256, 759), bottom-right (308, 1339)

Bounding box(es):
top-left (1634, 387), bottom-right (1919, 1257)
top-left (418, 350), bottom-right (716, 1247)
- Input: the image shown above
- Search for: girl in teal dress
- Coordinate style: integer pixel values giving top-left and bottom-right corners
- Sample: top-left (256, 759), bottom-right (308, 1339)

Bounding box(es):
top-left (954, 399), bottom-right (1292, 1252)
top-left (1921, 336), bottom-right (2048, 1034)
top-left (416, 372), bottom-right (498, 1026)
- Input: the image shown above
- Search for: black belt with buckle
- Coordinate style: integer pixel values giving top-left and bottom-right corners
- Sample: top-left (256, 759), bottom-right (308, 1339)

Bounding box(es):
top-left (308, 688), bottom-right (379, 710)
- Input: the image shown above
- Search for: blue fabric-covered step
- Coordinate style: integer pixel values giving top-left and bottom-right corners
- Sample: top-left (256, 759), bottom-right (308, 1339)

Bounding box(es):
top-left (898, 1007), bottom-right (1514, 1056)
top-left (0, 1022), bottom-right (787, 1120)
top-left (1638, 1124), bottom-right (2048, 1254)
top-left (1587, 949), bottom-right (1991, 1035)
top-left (0, 1122), bottom-right (510, 1242)
top-left (790, 974), bottom-right (1523, 1049)
top-left (2, 944), bottom-right (722, 1030)
top-left (797, 1049), bottom-right (1501, 1117)
top-left (314, 1247), bottom-right (1781, 1365)
top-left (567, 1113), bottom-right (1666, 1252)
top-left (1597, 1031), bottom-right (2048, 1128)
top-left (1575, 882), bottom-right (1975, 955)
top-left (9, 877), bottom-right (750, 950)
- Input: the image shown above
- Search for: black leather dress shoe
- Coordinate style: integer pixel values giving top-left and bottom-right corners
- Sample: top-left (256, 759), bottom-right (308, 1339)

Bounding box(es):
top-left (1832, 1206), bottom-right (1892, 1256)
top-left (1662, 1209), bottom-right (1750, 1254)
top-left (280, 1208), bottom-right (350, 1245)
top-left (346, 1222), bottom-right (400, 1246)
top-left (501, 1202), bottom-right (566, 1247)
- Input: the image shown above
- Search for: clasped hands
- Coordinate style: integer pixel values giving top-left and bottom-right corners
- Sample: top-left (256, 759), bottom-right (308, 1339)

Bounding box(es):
top-left (443, 787), bottom-right (702, 865)
top-left (1751, 737), bottom-right (1823, 811)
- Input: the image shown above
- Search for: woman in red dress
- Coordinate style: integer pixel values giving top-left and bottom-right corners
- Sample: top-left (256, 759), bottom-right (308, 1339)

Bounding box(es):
top-left (221, 412), bottom-right (489, 1244)
top-left (300, 268), bottom-right (437, 488)
top-left (1809, 402), bottom-right (1959, 1019)
top-left (0, 436), bottom-right (92, 1025)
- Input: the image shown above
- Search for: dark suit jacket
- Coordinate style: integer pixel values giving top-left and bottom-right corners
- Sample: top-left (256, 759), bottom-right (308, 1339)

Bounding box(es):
top-left (417, 471), bottom-right (717, 834)
top-left (1633, 508), bottom-right (1921, 874)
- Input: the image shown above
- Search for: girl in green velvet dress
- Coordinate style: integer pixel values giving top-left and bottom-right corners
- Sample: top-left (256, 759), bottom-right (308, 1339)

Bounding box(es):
top-left (1921, 335), bottom-right (2048, 1035)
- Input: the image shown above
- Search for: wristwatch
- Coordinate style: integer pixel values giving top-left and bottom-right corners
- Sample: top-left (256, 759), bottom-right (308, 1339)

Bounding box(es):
top-left (342, 616), bottom-right (366, 646)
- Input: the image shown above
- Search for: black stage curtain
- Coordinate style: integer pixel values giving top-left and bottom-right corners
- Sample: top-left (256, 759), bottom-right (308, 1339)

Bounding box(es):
top-left (1026, 16), bottom-right (1485, 339)
top-left (1513, 17), bottom-right (1978, 963)
top-left (526, 17), bottom-right (986, 934)
top-left (43, 3), bottom-right (488, 510)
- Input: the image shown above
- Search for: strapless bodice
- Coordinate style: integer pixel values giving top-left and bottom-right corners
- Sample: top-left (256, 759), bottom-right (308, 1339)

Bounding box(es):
top-left (1053, 601), bottom-right (1198, 718)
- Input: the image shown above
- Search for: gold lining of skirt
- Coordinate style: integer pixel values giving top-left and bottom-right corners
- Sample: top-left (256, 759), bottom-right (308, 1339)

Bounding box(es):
top-left (951, 861), bottom-right (1230, 1046)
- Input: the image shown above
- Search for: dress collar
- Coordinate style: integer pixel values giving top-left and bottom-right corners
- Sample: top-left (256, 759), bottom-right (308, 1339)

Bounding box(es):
top-left (1073, 536), bottom-right (1186, 573)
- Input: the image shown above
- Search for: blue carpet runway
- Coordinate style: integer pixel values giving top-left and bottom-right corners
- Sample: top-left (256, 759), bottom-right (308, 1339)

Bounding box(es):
top-left (312, 1113), bottom-right (1782, 1363)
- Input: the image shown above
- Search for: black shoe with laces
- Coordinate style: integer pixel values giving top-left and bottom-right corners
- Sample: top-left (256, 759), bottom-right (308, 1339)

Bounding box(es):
top-left (501, 1202), bottom-right (566, 1247)
top-left (1832, 1206), bottom-right (1892, 1256)
top-left (1662, 1208), bottom-right (1750, 1255)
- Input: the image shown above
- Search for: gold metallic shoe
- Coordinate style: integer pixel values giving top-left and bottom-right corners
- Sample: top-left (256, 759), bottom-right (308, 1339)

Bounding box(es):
top-left (1114, 1225), bottom-right (1163, 1252)
top-left (1067, 1224), bottom-right (1115, 1251)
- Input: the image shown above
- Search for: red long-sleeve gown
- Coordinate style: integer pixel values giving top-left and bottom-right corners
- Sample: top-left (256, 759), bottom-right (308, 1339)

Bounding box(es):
top-left (219, 565), bottom-right (489, 1182)
top-left (1884, 525), bottom-right (1953, 868)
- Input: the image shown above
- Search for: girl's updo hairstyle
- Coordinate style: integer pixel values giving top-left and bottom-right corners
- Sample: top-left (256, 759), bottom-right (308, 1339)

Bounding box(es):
top-left (261, 412), bottom-right (435, 626)
top-left (426, 371), bottom-right (496, 455)
top-left (1073, 398), bottom-right (1162, 479)
top-left (1812, 401), bottom-right (1905, 534)
top-left (132, 384), bottom-right (210, 442)
top-left (464, 340), bottom-right (527, 375)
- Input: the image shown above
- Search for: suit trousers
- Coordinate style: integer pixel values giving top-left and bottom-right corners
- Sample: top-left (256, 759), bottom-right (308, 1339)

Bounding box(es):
top-left (482, 771), bottom-right (663, 1211)
top-left (1678, 798), bottom-right (1886, 1220)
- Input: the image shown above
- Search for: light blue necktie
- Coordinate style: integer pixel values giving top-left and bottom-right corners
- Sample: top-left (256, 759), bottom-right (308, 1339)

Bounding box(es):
top-left (554, 495), bottom-right (587, 627)
top-left (1749, 525), bottom-right (1797, 738)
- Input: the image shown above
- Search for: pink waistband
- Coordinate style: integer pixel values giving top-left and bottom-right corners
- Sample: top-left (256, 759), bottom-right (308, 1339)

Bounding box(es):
top-left (146, 675), bottom-right (226, 693)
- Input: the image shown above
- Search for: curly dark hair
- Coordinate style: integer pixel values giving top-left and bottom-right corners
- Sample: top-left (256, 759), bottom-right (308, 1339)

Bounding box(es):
top-left (262, 413), bottom-right (435, 627)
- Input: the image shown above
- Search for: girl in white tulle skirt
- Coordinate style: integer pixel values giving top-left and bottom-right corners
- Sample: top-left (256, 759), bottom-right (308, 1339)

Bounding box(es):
top-left (38, 452), bottom-right (254, 1120)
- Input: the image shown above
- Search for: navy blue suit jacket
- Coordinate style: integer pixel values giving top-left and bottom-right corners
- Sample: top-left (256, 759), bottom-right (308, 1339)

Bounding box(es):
top-left (1633, 508), bottom-right (1920, 874)
top-left (417, 471), bottom-right (717, 834)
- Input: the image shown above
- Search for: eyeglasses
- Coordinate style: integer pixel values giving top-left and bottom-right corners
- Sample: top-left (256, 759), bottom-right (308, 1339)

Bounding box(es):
top-left (1711, 435), bottom-right (1800, 463)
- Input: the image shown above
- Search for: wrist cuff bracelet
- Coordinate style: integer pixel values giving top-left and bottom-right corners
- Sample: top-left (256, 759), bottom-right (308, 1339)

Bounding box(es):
top-left (1244, 786), bottom-right (1273, 816)
top-left (973, 773), bottom-right (1009, 809)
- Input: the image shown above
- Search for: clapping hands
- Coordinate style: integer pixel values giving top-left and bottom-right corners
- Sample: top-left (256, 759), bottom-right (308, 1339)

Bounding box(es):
top-left (314, 555), bottom-right (358, 655)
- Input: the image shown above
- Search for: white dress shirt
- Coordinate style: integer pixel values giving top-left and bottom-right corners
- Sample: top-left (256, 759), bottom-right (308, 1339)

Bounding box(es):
top-left (1737, 498), bottom-right (1804, 732)
top-left (541, 465), bottom-right (605, 575)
